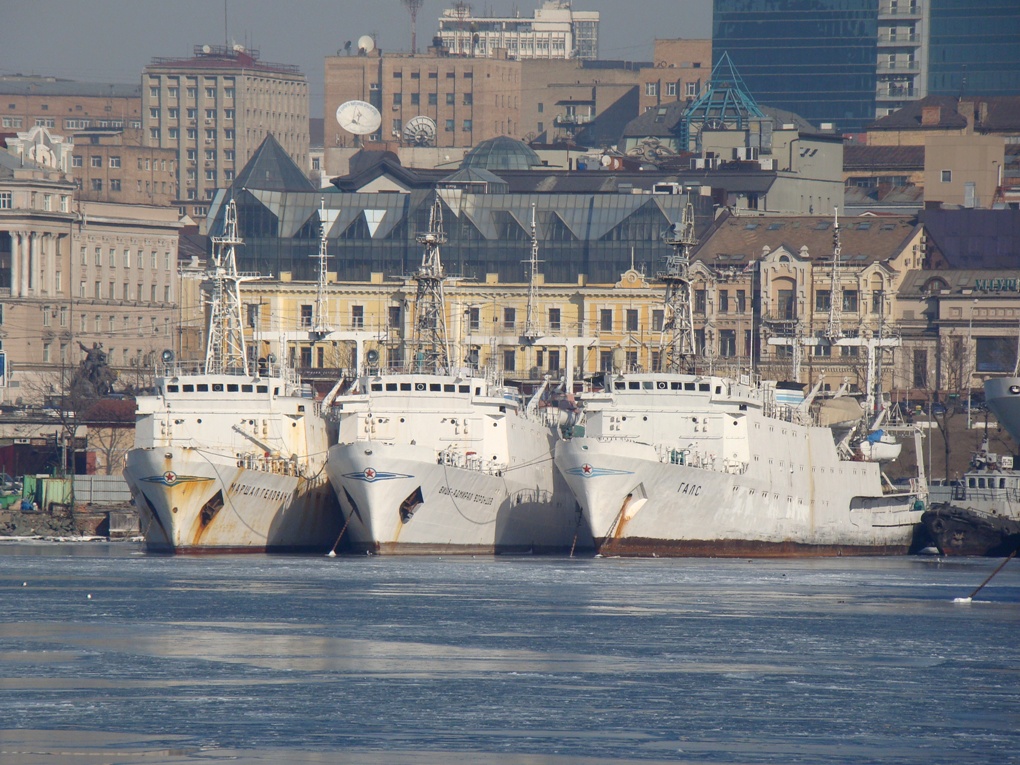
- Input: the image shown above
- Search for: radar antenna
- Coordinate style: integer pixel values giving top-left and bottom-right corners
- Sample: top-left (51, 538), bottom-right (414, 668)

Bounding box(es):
top-left (657, 201), bottom-right (698, 373)
top-left (410, 195), bottom-right (451, 373)
top-left (825, 207), bottom-right (843, 341)
top-left (205, 200), bottom-right (258, 375)
top-left (522, 203), bottom-right (543, 341)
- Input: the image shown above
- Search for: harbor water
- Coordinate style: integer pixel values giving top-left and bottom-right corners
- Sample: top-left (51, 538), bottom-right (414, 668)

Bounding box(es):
top-left (1, 543), bottom-right (1018, 764)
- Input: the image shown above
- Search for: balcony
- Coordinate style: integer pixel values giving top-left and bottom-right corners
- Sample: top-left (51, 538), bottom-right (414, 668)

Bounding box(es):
top-left (877, 32), bottom-right (919, 47)
top-left (878, 4), bottom-right (922, 19)
top-left (554, 113), bottom-right (594, 127)
top-left (877, 60), bottom-right (920, 75)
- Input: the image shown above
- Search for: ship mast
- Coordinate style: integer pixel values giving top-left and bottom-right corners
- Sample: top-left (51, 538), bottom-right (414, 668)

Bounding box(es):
top-left (522, 203), bottom-right (542, 341)
top-left (313, 198), bottom-right (338, 334)
top-left (205, 199), bottom-right (256, 375)
top-left (825, 207), bottom-right (843, 342)
top-left (657, 200), bottom-right (698, 373)
top-left (410, 195), bottom-right (451, 373)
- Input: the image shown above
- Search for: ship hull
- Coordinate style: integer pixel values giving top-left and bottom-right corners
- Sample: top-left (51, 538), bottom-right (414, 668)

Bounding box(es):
top-left (922, 504), bottom-right (1020, 557)
top-left (124, 447), bottom-right (342, 554)
top-left (555, 437), bottom-right (921, 557)
top-left (985, 377), bottom-right (1020, 445)
top-left (326, 440), bottom-right (589, 555)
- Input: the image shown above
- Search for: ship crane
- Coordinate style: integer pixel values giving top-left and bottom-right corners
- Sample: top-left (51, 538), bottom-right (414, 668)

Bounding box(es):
top-left (657, 200), bottom-right (698, 373)
top-left (313, 198), bottom-right (340, 335)
top-left (205, 199), bottom-right (261, 376)
top-left (410, 195), bottom-right (451, 374)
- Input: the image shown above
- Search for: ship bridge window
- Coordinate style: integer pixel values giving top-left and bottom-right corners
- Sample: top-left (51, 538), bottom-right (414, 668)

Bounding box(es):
top-left (183, 384), bottom-right (195, 392)
top-left (197, 384), bottom-right (209, 392)
top-left (614, 381), bottom-right (626, 390)
top-left (242, 384), bottom-right (253, 393)
top-left (716, 386), bottom-right (722, 394)
top-left (227, 384), bottom-right (238, 392)
top-left (257, 385), bottom-right (268, 393)
top-left (371, 383), bottom-right (383, 391)
top-left (475, 387), bottom-right (482, 395)
top-left (699, 383), bottom-right (710, 391)
top-left (444, 384), bottom-right (455, 392)
top-left (274, 388), bottom-right (280, 395)
top-left (629, 382), bottom-right (640, 390)
top-left (671, 382), bottom-right (683, 390)
top-left (969, 478), bottom-right (976, 488)
top-left (459, 385), bottom-right (470, 393)
top-left (685, 382), bottom-right (696, 391)
top-left (386, 383), bottom-right (398, 391)
top-left (212, 383), bottom-right (223, 392)
top-left (430, 383), bottom-right (442, 392)
top-left (166, 385), bottom-right (179, 393)
top-left (401, 383), bottom-right (412, 391)
top-left (642, 382), bottom-right (654, 390)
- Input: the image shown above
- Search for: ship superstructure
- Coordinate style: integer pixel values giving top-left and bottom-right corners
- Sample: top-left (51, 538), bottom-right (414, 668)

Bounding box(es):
top-left (554, 199), bottom-right (923, 556)
top-left (123, 200), bottom-right (342, 552)
top-left (325, 197), bottom-right (587, 554)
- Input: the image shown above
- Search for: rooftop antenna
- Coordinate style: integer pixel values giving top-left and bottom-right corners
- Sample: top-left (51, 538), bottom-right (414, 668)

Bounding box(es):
top-left (224, 0), bottom-right (228, 50)
top-left (522, 203), bottom-right (542, 341)
top-left (657, 199), bottom-right (698, 373)
top-left (825, 207), bottom-right (843, 342)
top-left (205, 199), bottom-right (257, 375)
top-left (401, 0), bottom-right (425, 54)
top-left (314, 198), bottom-right (339, 334)
top-left (411, 195), bottom-right (451, 373)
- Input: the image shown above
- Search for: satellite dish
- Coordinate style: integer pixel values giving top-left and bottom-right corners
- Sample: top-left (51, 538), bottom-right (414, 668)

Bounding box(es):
top-left (357, 34), bottom-right (375, 53)
top-left (336, 100), bottom-right (381, 136)
top-left (161, 349), bottom-right (175, 364)
top-left (402, 115), bottom-right (437, 147)
top-left (601, 155), bottom-right (613, 167)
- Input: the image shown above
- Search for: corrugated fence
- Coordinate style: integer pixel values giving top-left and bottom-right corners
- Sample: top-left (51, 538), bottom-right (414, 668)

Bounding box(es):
top-left (72, 475), bottom-right (132, 505)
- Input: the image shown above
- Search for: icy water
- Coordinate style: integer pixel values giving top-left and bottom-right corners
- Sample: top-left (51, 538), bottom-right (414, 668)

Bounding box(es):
top-left (0, 544), bottom-right (1018, 765)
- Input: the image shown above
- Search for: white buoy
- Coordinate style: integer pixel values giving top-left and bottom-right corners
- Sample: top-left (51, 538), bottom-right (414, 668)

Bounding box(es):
top-left (327, 550), bottom-right (336, 558)
top-left (953, 597), bottom-right (972, 604)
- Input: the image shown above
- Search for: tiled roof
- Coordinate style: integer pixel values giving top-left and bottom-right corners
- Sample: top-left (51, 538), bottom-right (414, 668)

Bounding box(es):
top-left (692, 210), bottom-right (919, 266)
top-left (843, 145), bottom-right (924, 171)
top-left (868, 96), bottom-right (967, 131)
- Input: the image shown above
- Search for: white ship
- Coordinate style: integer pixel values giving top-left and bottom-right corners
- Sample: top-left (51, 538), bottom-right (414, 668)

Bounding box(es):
top-left (554, 202), bottom-right (923, 557)
top-left (325, 198), bottom-right (586, 554)
top-left (123, 201), bottom-right (342, 553)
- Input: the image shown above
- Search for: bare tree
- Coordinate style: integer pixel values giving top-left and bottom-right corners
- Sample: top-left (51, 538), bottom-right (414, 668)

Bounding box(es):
top-left (930, 330), bottom-right (975, 480)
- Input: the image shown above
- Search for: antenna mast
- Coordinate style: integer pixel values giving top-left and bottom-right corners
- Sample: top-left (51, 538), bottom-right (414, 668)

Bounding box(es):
top-left (826, 207), bottom-right (843, 342)
top-left (205, 199), bottom-right (256, 375)
top-left (401, 0), bottom-right (425, 54)
top-left (657, 200), bottom-right (698, 373)
top-left (411, 196), bottom-right (451, 373)
top-left (523, 203), bottom-right (542, 341)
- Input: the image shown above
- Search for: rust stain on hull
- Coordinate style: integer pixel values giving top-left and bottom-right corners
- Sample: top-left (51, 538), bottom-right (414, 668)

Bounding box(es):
top-left (596, 536), bottom-right (916, 558)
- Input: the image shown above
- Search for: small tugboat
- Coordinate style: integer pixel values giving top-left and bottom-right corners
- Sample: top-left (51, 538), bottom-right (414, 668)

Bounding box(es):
top-left (921, 442), bottom-right (1020, 556)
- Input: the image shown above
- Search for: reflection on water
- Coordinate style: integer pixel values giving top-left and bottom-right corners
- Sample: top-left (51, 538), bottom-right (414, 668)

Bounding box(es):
top-left (1, 543), bottom-right (1018, 764)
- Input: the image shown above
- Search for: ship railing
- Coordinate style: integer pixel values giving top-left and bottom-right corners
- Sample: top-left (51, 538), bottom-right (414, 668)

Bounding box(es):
top-left (238, 452), bottom-right (301, 477)
top-left (655, 443), bottom-right (747, 474)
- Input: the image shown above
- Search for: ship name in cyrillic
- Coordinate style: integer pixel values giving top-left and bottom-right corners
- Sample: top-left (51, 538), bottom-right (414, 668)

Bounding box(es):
top-left (676, 482), bottom-right (702, 496)
top-left (228, 481), bottom-right (293, 503)
top-left (438, 485), bottom-right (496, 505)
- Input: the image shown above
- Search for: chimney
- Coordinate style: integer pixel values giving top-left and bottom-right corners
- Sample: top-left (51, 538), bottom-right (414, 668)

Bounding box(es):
top-left (958, 100), bottom-right (975, 131)
top-left (921, 105), bottom-right (941, 126)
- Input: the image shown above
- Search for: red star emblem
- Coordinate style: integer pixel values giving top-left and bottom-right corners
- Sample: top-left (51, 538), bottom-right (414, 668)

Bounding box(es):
top-left (364, 468), bottom-right (377, 480)
top-left (163, 471), bottom-right (177, 484)
top-left (581, 464), bottom-right (593, 475)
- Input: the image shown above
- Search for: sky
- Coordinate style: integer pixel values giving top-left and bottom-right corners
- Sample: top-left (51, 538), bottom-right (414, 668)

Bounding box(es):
top-left (1, 0), bottom-right (713, 117)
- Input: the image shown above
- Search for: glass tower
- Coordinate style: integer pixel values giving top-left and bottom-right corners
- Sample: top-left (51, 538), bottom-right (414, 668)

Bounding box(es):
top-left (712, 0), bottom-right (881, 133)
top-left (927, 0), bottom-right (1020, 97)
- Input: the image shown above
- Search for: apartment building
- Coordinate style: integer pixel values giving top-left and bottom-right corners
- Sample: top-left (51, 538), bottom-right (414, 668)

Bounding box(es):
top-left (142, 44), bottom-right (308, 219)
top-left (68, 128), bottom-right (177, 207)
top-left (0, 75), bottom-right (141, 134)
top-left (436, 1), bottom-right (599, 60)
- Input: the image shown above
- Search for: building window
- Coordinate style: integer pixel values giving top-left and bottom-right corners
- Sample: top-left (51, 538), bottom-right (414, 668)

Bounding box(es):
top-left (110, 179), bottom-right (121, 191)
top-left (91, 155), bottom-right (103, 168)
top-left (224, 129), bottom-right (233, 139)
top-left (445, 93), bottom-right (456, 106)
top-left (445, 119), bottom-right (454, 132)
top-left (149, 108), bottom-right (159, 119)
top-left (187, 128), bottom-right (197, 140)
top-left (168, 87), bottom-right (178, 99)
top-left (645, 82), bottom-right (658, 96)
top-left (43, 343), bottom-right (51, 363)
top-left (462, 119), bottom-right (472, 132)
top-left (814, 343), bottom-right (832, 357)
top-left (503, 349), bottom-right (516, 371)
top-left (90, 179), bottom-right (103, 191)
top-left (666, 82), bottom-right (677, 97)
top-left (95, 281), bottom-right (101, 298)
top-left (149, 87), bottom-right (159, 98)
top-left (941, 170), bottom-right (952, 183)
top-left (463, 93), bottom-right (473, 105)
top-left (600, 349), bottom-right (613, 371)
top-left (351, 305), bottom-right (364, 328)
top-left (205, 88), bottom-right (216, 99)
top-left (815, 290), bottom-right (831, 311)
top-left (205, 170), bottom-right (216, 181)
top-left (548, 308), bottom-right (561, 331)
top-left (736, 290), bottom-right (746, 313)
top-left (205, 109), bottom-right (216, 120)
top-left (600, 309), bottom-right (613, 332)
top-left (719, 290), bottom-right (729, 313)
top-left (694, 289), bottom-right (706, 314)
top-left (626, 309), bottom-right (639, 332)
top-left (468, 307), bottom-right (480, 332)
top-left (42, 306), bottom-right (51, 327)
top-left (72, 155), bottom-right (83, 167)
top-left (503, 307), bottom-right (516, 331)
top-left (652, 309), bottom-right (664, 332)
top-left (685, 81), bottom-right (699, 98)
top-left (871, 290), bottom-right (884, 314)
top-left (392, 93), bottom-right (402, 106)
top-left (0, 192), bottom-right (11, 209)
top-left (428, 93), bottom-right (437, 106)
top-left (224, 88), bottom-right (234, 99)
top-left (300, 305), bottom-right (313, 328)
top-left (411, 93), bottom-right (420, 106)
top-left (842, 290), bottom-right (859, 312)
top-left (389, 306), bottom-right (401, 329)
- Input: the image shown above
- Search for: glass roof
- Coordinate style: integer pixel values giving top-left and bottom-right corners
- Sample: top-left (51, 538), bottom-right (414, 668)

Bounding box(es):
top-left (461, 136), bottom-right (541, 171)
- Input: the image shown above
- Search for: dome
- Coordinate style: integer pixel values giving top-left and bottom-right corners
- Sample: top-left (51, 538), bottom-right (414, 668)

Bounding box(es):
top-left (461, 136), bottom-right (541, 171)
